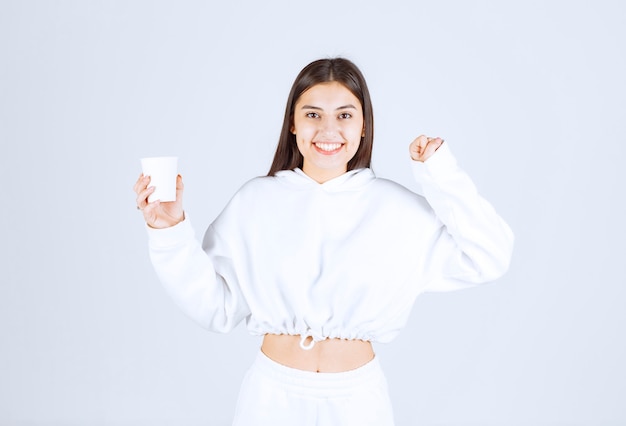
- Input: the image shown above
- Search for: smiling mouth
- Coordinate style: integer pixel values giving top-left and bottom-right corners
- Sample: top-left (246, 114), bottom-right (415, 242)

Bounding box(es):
top-left (314, 142), bottom-right (344, 153)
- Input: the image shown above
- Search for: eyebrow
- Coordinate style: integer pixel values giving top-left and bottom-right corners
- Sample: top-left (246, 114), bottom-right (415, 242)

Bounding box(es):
top-left (300, 104), bottom-right (358, 111)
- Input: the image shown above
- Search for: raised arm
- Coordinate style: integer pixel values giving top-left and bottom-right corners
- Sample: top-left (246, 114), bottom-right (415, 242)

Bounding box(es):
top-left (134, 174), bottom-right (249, 332)
top-left (409, 135), bottom-right (514, 291)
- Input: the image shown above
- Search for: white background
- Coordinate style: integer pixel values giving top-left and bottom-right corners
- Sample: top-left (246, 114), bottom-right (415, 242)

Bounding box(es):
top-left (1, 1), bottom-right (624, 425)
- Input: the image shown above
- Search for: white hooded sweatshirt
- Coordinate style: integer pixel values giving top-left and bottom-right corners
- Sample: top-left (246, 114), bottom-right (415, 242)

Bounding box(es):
top-left (146, 143), bottom-right (514, 345)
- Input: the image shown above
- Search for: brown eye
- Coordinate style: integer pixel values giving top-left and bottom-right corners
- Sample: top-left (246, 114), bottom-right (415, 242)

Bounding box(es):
top-left (339, 112), bottom-right (352, 119)
top-left (306, 112), bottom-right (320, 119)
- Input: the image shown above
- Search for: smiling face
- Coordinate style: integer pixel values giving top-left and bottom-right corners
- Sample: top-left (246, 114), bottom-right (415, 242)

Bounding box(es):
top-left (291, 81), bottom-right (365, 183)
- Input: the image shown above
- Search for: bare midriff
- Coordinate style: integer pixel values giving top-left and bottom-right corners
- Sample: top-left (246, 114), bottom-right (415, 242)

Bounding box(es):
top-left (261, 334), bottom-right (375, 373)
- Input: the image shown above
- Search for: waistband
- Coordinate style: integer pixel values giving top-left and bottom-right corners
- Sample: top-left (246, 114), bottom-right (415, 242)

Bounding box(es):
top-left (251, 350), bottom-right (385, 396)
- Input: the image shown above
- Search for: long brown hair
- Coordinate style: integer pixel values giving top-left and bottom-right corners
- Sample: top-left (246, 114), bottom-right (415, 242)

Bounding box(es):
top-left (267, 58), bottom-right (374, 176)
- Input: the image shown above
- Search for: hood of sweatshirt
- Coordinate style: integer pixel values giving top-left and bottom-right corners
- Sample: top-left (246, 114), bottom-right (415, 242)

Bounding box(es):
top-left (274, 168), bottom-right (376, 192)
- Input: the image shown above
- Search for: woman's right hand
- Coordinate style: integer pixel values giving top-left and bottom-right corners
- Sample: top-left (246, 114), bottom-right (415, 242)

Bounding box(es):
top-left (134, 174), bottom-right (185, 229)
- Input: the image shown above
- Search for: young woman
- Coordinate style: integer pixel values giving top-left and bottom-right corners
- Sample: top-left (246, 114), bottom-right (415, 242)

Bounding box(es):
top-left (134, 58), bottom-right (514, 425)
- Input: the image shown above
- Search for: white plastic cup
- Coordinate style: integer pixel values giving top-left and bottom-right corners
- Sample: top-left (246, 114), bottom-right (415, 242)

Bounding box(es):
top-left (140, 156), bottom-right (178, 202)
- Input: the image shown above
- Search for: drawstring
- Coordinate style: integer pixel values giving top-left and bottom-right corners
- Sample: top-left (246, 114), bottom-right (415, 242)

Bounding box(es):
top-left (299, 331), bottom-right (316, 350)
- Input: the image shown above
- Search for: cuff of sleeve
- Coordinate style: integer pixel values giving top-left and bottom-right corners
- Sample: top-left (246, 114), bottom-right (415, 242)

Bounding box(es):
top-left (410, 142), bottom-right (459, 182)
top-left (146, 216), bottom-right (195, 248)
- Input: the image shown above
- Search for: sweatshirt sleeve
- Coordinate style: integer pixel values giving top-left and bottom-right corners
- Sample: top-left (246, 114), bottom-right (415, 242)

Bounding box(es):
top-left (146, 217), bottom-right (250, 332)
top-left (411, 143), bottom-right (514, 291)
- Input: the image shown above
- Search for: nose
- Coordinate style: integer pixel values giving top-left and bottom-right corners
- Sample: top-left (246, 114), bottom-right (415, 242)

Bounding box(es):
top-left (319, 117), bottom-right (339, 137)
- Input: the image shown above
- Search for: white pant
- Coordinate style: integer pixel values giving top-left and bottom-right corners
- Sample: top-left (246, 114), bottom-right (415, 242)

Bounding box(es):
top-left (232, 350), bottom-right (395, 426)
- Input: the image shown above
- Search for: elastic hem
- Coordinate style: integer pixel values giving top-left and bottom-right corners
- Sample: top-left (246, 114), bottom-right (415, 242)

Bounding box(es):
top-left (258, 330), bottom-right (375, 344)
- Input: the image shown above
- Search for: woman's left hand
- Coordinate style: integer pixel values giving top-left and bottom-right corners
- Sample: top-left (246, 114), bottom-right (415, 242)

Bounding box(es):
top-left (409, 135), bottom-right (444, 162)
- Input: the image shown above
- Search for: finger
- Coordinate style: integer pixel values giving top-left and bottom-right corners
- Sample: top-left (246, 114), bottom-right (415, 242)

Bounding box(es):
top-left (422, 137), bottom-right (444, 161)
top-left (136, 186), bottom-right (155, 209)
top-left (133, 174), bottom-right (151, 195)
top-left (132, 174), bottom-right (146, 192)
top-left (415, 135), bottom-right (429, 152)
top-left (409, 138), bottom-right (420, 154)
top-left (414, 135), bottom-right (428, 148)
top-left (409, 135), bottom-right (428, 160)
top-left (132, 174), bottom-right (143, 194)
top-left (172, 174), bottom-right (184, 203)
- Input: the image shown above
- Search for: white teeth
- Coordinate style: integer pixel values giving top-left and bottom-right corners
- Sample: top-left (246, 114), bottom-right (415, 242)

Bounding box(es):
top-left (315, 143), bottom-right (342, 152)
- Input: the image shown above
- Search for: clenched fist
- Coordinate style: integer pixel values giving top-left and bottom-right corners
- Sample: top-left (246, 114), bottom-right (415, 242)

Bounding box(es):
top-left (409, 135), bottom-right (444, 162)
